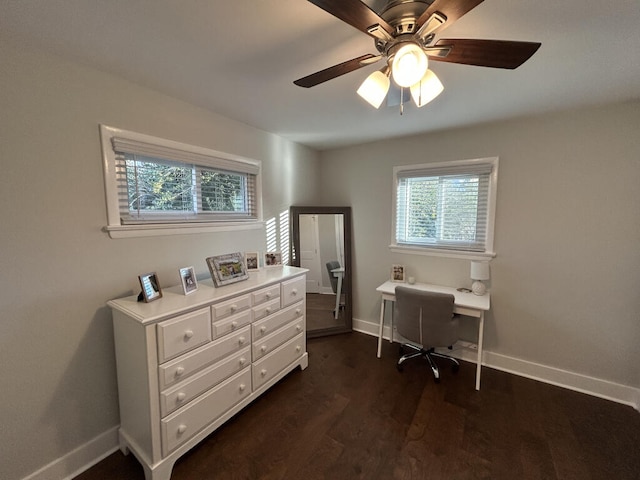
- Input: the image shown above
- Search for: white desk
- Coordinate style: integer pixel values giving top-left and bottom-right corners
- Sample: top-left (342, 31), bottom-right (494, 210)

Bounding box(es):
top-left (376, 280), bottom-right (490, 390)
top-left (331, 267), bottom-right (345, 319)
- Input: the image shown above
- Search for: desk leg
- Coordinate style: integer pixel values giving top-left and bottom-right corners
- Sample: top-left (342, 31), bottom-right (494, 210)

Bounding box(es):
top-left (334, 274), bottom-right (343, 320)
top-left (377, 299), bottom-right (385, 358)
top-left (475, 311), bottom-right (485, 390)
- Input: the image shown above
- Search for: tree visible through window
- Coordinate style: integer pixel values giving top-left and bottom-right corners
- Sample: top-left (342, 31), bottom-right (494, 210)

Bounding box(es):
top-left (124, 155), bottom-right (248, 218)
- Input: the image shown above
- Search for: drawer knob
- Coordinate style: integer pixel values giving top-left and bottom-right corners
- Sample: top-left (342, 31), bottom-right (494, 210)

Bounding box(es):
top-left (296, 324), bottom-right (302, 331)
top-left (238, 336), bottom-right (246, 345)
top-left (296, 345), bottom-right (302, 353)
top-left (230, 304), bottom-right (238, 312)
top-left (296, 309), bottom-right (301, 316)
top-left (239, 357), bottom-right (246, 366)
top-left (291, 288), bottom-right (298, 296)
top-left (184, 330), bottom-right (194, 340)
top-left (266, 292), bottom-right (271, 299)
top-left (261, 369), bottom-right (267, 377)
top-left (177, 424), bottom-right (187, 435)
top-left (175, 367), bottom-right (185, 377)
top-left (260, 326), bottom-right (267, 334)
top-left (261, 345), bottom-right (267, 353)
top-left (265, 307), bottom-right (271, 314)
top-left (239, 383), bottom-right (246, 392)
top-left (177, 392), bottom-right (186, 402)
top-left (231, 321), bottom-right (238, 329)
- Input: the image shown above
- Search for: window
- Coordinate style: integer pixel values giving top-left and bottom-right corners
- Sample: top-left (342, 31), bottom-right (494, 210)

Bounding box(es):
top-left (392, 157), bottom-right (498, 258)
top-left (100, 125), bottom-right (262, 238)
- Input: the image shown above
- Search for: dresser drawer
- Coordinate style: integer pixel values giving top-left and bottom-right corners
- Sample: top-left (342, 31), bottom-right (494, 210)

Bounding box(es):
top-left (157, 308), bottom-right (212, 363)
top-left (252, 318), bottom-right (305, 361)
top-left (158, 326), bottom-right (251, 390)
top-left (252, 301), bottom-right (304, 340)
top-left (252, 297), bottom-right (280, 321)
top-left (159, 347), bottom-right (251, 417)
top-left (251, 284), bottom-right (280, 306)
top-left (211, 309), bottom-right (251, 339)
top-left (211, 294), bottom-right (251, 321)
top-left (161, 368), bottom-right (252, 455)
top-left (281, 276), bottom-right (305, 307)
top-left (252, 333), bottom-right (305, 390)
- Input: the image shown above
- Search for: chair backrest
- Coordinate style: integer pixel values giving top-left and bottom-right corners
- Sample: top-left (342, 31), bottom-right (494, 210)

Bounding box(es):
top-left (325, 261), bottom-right (341, 293)
top-left (394, 286), bottom-right (458, 348)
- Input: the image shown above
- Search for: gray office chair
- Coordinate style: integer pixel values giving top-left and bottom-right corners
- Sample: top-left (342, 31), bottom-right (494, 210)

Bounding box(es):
top-left (325, 261), bottom-right (345, 311)
top-left (394, 286), bottom-right (460, 383)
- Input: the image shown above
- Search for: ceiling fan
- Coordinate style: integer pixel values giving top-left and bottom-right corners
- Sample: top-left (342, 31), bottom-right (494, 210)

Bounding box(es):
top-left (294, 0), bottom-right (541, 109)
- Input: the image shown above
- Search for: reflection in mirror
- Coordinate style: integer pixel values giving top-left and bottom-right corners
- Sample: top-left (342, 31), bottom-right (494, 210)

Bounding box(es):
top-left (290, 206), bottom-right (352, 338)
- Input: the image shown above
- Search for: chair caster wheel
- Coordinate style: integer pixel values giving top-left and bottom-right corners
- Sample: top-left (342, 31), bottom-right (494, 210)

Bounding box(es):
top-left (396, 364), bottom-right (403, 372)
top-left (434, 377), bottom-right (441, 384)
top-left (452, 364), bottom-right (460, 374)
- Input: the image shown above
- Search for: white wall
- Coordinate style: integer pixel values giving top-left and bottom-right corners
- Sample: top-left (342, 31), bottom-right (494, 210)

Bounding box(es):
top-left (318, 102), bottom-right (640, 397)
top-left (0, 41), bottom-right (319, 480)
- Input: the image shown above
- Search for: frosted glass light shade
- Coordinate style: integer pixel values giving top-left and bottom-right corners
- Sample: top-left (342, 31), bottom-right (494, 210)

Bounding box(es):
top-left (357, 70), bottom-right (390, 108)
top-left (392, 43), bottom-right (428, 88)
top-left (410, 70), bottom-right (444, 107)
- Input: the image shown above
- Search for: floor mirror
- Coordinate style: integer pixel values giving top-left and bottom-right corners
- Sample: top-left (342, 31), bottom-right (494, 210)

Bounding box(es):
top-left (290, 206), bottom-right (352, 338)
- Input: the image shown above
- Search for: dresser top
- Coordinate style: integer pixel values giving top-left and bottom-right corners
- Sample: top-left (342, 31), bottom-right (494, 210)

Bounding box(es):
top-left (108, 266), bottom-right (308, 324)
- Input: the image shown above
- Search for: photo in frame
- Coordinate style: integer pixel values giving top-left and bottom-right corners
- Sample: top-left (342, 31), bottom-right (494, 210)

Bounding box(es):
top-left (206, 252), bottom-right (249, 287)
top-left (264, 252), bottom-right (282, 267)
top-left (245, 251), bottom-right (260, 271)
top-left (138, 272), bottom-right (162, 302)
top-left (391, 264), bottom-right (406, 283)
top-left (179, 266), bottom-right (198, 295)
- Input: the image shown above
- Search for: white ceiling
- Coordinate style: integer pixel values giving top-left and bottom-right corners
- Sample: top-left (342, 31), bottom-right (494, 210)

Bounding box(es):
top-left (2, 0), bottom-right (639, 150)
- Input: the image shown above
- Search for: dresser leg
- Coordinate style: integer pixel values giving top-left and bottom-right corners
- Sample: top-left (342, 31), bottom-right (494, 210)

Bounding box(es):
top-left (144, 460), bottom-right (175, 480)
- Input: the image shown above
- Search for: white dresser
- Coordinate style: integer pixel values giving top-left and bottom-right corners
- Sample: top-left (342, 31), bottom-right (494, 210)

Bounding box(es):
top-left (108, 266), bottom-right (308, 480)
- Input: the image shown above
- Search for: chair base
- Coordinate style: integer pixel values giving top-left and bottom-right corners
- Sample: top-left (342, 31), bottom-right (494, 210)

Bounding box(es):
top-left (397, 343), bottom-right (459, 383)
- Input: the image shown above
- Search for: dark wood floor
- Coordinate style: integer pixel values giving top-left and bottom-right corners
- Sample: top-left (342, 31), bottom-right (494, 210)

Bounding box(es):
top-left (76, 332), bottom-right (640, 480)
top-left (306, 293), bottom-right (345, 332)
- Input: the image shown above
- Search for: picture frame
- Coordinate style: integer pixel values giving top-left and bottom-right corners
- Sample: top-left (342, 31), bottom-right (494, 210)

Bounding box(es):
top-left (245, 251), bottom-right (260, 271)
top-left (179, 266), bottom-right (198, 295)
top-left (206, 252), bottom-right (249, 287)
top-left (138, 272), bottom-right (163, 302)
top-left (391, 264), bottom-right (406, 283)
top-left (264, 251), bottom-right (282, 267)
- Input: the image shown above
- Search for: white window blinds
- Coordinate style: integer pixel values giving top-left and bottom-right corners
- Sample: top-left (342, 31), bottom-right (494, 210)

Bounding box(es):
top-left (110, 137), bottom-right (259, 224)
top-left (394, 159), bottom-right (498, 254)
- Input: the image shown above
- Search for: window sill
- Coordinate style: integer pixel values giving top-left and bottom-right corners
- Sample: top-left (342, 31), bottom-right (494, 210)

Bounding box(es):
top-left (104, 221), bottom-right (264, 239)
top-left (389, 244), bottom-right (496, 261)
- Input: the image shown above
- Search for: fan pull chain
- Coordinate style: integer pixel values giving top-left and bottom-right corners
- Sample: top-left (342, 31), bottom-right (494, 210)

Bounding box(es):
top-left (400, 87), bottom-right (404, 115)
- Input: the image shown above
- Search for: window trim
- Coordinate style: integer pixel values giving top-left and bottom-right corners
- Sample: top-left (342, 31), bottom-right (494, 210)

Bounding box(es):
top-left (100, 125), bottom-right (263, 238)
top-left (390, 157), bottom-right (498, 260)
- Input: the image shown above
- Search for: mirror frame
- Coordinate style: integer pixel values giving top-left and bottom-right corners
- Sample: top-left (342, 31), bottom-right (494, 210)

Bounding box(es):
top-left (290, 206), bottom-right (352, 338)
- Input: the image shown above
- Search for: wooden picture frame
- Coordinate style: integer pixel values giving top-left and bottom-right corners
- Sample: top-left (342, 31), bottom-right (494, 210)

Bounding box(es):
top-left (179, 266), bottom-right (198, 295)
top-left (138, 272), bottom-right (163, 302)
top-left (264, 251), bottom-right (282, 267)
top-left (391, 264), bottom-right (406, 283)
top-left (245, 251), bottom-right (260, 271)
top-left (206, 252), bottom-right (249, 287)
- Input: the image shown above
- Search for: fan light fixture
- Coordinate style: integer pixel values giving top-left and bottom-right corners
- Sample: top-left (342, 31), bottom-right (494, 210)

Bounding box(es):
top-left (356, 69), bottom-right (390, 109)
top-left (357, 42), bottom-right (443, 110)
top-left (410, 69), bottom-right (444, 107)
top-left (392, 43), bottom-right (429, 88)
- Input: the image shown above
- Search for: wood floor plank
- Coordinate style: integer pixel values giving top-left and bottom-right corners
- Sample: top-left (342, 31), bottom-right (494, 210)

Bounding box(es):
top-left (75, 332), bottom-right (640, 480)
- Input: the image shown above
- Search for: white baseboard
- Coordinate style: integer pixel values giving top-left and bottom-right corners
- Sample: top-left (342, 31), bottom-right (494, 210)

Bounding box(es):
top-left (22, 426), bottom-right (119, 480)
top-left (353, 317), bottom-right (640, 412)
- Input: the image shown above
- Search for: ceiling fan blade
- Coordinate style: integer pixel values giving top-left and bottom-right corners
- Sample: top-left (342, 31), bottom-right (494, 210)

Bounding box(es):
top-left (307, 0), bottom-right (395, 39)
top-left (294, 54), bottom-right (381, 88)
top-left (430, 39), bottom-right (541, 69)
top-left (415, 0), bottom-right (484, 37)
